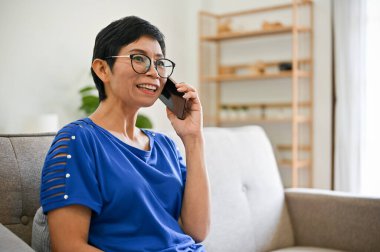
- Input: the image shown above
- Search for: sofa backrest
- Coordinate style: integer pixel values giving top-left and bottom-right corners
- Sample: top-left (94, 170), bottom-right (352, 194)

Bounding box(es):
top-left (166, 126), bottom-right (294, 252)
top-left (0, 133), bottom-right (55, 245)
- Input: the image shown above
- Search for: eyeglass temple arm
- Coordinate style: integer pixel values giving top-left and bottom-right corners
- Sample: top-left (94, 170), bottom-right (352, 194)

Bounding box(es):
top-left (106, 55), bottom-right (131, 59)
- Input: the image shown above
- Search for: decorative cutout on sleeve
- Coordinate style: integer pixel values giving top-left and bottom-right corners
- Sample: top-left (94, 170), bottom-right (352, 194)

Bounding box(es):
top-left (41, 130), bottom-right (75, 205)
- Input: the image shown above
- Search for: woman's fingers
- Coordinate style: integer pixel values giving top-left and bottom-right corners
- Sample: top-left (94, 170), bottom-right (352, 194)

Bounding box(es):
top-left (175, 83), bottom-right (196, 92)
top-left (182, 91), bottom-right (196, 99)
top-left (174, 83), bottom-right (200, 103)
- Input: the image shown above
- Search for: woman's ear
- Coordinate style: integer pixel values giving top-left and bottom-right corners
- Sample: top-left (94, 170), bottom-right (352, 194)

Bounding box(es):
top-left (92, 59), bottom-right (111, 84)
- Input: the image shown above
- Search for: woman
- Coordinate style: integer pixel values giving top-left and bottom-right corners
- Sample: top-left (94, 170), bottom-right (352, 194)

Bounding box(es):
top-left (40, 16), bottom-right (210, 252)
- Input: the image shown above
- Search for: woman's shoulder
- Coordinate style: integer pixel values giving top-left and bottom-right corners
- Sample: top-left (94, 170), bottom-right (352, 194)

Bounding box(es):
top-left (55, 118), bottom-right (96, 141)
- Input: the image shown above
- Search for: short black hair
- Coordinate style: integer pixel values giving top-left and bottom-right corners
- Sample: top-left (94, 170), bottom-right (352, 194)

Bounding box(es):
top-left (91, 16), bottom-right (166, 101)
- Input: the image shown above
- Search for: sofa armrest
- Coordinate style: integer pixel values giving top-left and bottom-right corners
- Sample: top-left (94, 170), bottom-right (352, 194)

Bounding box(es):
top-left (0, 223), bottom-right (35, 252)
top-left (285, 188), bottom-right (380, 252)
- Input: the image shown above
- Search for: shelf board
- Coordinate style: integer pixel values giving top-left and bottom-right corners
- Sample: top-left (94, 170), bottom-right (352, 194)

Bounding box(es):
top-left (279, 159), bottom-right (311, 169)
top-left (202, 70), bottom-right (310, 82)
top-left (220, 101), bottom-right (311, 109)
top-left (204, 1), bottom-right (313, 18)
top-left (277, 144), bottom-right (311, 151)
top-left (200, 26), bottom-right (311, 42)
top-left (221, 58), bottom-right (311, 69)
top-left (216, 115), bottom-right (311, 125)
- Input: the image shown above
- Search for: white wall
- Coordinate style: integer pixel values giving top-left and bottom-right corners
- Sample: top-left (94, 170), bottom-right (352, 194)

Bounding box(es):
top-left (0, 0), bottom-right (201, 133)
top-left (200, 0), bottom-right (333, 189)
top-left (313, 1), bottom-right (332, 189)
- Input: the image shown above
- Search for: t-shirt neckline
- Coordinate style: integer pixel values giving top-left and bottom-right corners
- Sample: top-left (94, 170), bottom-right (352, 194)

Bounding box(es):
top-left (83, 117), bottom-right (153, 157)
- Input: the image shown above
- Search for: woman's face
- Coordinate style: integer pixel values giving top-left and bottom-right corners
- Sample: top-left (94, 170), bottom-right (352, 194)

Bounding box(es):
top-left (106, 35), bottom-right (167, 109)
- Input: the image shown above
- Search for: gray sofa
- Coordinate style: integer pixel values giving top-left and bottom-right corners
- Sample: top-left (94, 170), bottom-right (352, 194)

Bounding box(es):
top-left (1, 126), bottom-right (380, 252)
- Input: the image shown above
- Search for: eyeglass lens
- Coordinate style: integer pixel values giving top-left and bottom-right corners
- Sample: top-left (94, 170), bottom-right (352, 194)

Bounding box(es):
top-left (131, 55), bottom-right (174, 78)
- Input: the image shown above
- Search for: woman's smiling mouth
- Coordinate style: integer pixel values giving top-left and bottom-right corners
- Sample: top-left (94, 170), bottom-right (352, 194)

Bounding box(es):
top-left (137, 83), bottom-right (159, 94)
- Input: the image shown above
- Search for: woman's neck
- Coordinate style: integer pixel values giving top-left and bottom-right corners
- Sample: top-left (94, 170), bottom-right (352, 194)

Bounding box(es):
top-left (89, 100), bottom-right (139, 140)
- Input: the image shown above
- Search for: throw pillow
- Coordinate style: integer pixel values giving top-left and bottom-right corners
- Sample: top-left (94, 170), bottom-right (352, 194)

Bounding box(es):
top-left (31, 207), bottom-right (51, 252)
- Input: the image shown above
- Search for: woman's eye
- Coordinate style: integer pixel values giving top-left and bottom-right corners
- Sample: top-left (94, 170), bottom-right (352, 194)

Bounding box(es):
top-left (156, 60), bottom-right (165, 67)
top-left (133, 56), bottom-right (145, 63)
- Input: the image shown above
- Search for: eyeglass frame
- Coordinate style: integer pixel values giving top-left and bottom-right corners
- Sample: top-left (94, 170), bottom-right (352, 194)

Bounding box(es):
top-left (105, 54), bottom-right (176, 78)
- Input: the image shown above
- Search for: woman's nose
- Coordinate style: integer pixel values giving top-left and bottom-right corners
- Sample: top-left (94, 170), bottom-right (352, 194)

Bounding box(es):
top-left (146, 62), bottom-right (159, 78)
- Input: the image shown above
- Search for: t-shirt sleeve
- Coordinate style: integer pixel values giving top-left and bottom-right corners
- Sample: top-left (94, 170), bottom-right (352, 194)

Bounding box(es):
top-left (176, 145), bottom-right (187, 186)
top-left (163, 135), bottom-right (187, 186)
top-left (40, 123), bottom-right (102, 215)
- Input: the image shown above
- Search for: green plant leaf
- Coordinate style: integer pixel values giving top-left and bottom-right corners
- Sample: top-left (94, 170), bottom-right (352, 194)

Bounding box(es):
top-left (136, 114), bottom-right (153, 129)
top-left (80, 95), bottom-right (99, 115)
top-left (79, 86), bottom-right (96, 93)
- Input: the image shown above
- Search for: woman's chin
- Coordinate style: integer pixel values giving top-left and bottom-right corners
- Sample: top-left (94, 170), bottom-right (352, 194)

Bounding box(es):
top-left (139, 99), bottom-right (158, 108)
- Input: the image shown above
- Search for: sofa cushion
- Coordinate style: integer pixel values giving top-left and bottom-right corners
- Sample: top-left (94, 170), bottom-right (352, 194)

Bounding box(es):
top-left (0, 137), bottom-right (22, 225)
top-left (166, 126), bottom-right (294, 252)
top-left (0, 134), bottom-right (54, 245)
top-left (0, 223), bottom-right (34, 252)
top-left (272, 246), bottom-right (346, 252)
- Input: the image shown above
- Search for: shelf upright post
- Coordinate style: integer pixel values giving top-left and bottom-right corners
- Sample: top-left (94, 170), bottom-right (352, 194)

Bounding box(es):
top-left (215, 14), bottom-right (222, 127)
top-left (198, 12), bottom-right (204, 121)
top-left (291, 0), bottom-right (300, 187)
top-left (308, 0), bottom-right (314, 187)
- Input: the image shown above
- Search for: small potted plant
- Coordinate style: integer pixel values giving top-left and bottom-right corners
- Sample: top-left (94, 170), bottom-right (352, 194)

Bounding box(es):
top-left (79, 85), bottom-right (153, 129)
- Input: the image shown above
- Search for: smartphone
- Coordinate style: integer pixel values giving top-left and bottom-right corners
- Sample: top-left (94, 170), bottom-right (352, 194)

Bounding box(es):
top-left (159, 77), bottom-right (187, 120)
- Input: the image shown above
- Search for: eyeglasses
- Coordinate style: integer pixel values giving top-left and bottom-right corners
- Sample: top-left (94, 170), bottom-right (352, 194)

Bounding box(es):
top-left (106, 54), bottom-right (175, 78)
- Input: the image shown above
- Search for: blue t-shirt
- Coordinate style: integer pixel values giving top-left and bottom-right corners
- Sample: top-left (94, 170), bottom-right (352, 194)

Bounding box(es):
top-left (40, 118), bottom-right (205, 252)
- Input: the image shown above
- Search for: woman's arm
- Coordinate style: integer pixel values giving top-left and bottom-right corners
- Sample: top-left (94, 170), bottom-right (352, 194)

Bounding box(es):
top-left (48, 205), bottom-right (103, 252)
top-left (166, 83), bottom-right (211, 242)
top-left (180, 134), bottom-right (210, 242)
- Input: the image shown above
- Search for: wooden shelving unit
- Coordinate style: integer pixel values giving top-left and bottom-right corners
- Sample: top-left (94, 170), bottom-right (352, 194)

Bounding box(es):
top-left (199, 0), bottom-right (314, 188)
